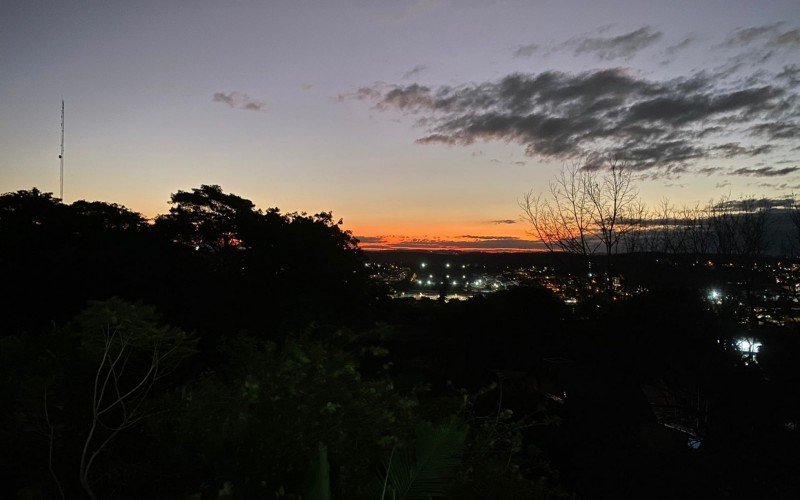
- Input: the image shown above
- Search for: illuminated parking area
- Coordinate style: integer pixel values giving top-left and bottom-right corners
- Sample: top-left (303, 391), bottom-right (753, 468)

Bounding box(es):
top-left (390, 291), bottom-right (472, 302)
top-left (735, 337), bottom-right (763, 365)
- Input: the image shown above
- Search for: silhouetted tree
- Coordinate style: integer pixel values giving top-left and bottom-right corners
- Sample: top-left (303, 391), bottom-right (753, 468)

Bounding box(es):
top-left (74, 299), bottom-right (192, 499)
top-left (521, 161), bottom-right (598, 258)
top-left (153, 184), bottom-right (260, 250)
top-left (521, 158), bottom-right (639, 283)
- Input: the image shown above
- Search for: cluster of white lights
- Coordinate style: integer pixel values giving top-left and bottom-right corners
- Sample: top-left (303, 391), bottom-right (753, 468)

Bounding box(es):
top-left (736, 338), bottom-right (762, 354)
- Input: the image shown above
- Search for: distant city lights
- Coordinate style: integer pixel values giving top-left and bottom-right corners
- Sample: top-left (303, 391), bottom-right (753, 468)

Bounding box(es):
top-left (707, 289), bottom-right (723, 304)
top-left (381, 258), bottom-right (798, 329)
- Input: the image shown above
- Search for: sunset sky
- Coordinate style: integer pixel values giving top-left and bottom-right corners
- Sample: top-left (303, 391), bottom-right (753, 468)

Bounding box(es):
top-left (1, 0), bottom-right (798, 250)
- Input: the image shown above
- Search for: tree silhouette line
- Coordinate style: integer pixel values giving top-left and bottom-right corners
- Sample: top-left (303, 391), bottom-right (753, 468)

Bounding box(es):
top-left (1, 183), bottom-right (799, 498)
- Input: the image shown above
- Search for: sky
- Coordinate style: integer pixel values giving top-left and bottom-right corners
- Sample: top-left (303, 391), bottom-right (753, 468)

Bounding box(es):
top-left (1, 0), bottom-right (798, 251)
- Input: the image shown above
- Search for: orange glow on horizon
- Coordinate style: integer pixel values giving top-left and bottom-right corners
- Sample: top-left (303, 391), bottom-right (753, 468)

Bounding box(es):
top-left (349, 223), bottom-right (544, 253)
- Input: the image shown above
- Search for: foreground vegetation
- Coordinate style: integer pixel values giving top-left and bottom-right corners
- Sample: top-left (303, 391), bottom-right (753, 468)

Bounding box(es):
top-left (2, 186), bottom-right (799, 498)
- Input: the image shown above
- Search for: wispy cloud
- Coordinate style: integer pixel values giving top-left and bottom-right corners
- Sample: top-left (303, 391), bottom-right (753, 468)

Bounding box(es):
top-left (713, 24), bottom-right (800, 70)
top-left (355, 234), bottom-right (543, 251)
top-left (713, 196), bottom-right (796, 211)
top-left (755, 182), bottom-right (800, 190)
top-left (719, 23), bottom-right (785, 48)
top-left (402, 64), bottom-right (428, 79)
top-left (516, 26), bottom-right (663, 61)
top-left (567, 26), bottom-right (663, 60)
top-left (713, 143), bottom-right (774, 158)
top-left (665, 35), bottom-right (696, 55)
top-left (212, 91), bottom-right (266, 112)
top-left (355, 235), bottom-right (385, 244)
top-left (461, 234), bottom-right (517, 240)
top-left (730, 166), bottom-right (800, 177)
top-left (513, 43), bottom-right (539, 58)
top-left (770, 28), bottom-right (800, 48)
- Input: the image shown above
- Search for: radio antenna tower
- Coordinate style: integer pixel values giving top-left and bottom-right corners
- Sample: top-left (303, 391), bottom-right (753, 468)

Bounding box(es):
top-left (59, 99), bottom-right (64, 200)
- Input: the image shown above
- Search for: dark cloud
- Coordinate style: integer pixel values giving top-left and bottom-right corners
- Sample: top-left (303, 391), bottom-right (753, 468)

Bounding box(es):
top-left (719, 23), bottom-right (784, 47)
top-left (355, 234), bottom-right (543, 251)
top-left (460, 235), bottom-right (518, 240)
top-left (714, 24), bottom-right (799, 71)
top-left (665, 35), bottom-right (696, 55)
top-left (712, 196), bottom-right (796, 211)
top-left (354, 235), bottom-right (385, 244)
top-left (513, 43), bottom-right (539, 58)
top-left (756, 182), bottom-right (800, 190)
top-left (713, 142), bottom-right (774, 158)
top-left (749, 122), bottom-right (800, 140)
top-left (698, 166), bottom-right (724, 176)
top-left (517, 26), bottom-right (662, 60)
top-left (489, 219), bottom-right (517, 224)
top-left (212, 91), bottom-right (266, 112)
top-left (335, 85), bottom-right (384, 102)
top-left (770, 27), bottom-right (800, 48)
top-left (730, 166), bottom-right (800, 177)
top-left (777, 65), bottom-right (800, 85)
top-left (402, 64), bottom-right (428, 79)
top-left (416, 134), bottom-right (458, 145)
top-left (567, 27), bottom-right (663, 60)
top-left (348, 67), bottom-right (799, 172)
